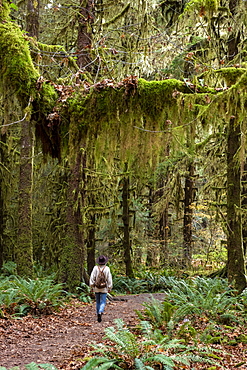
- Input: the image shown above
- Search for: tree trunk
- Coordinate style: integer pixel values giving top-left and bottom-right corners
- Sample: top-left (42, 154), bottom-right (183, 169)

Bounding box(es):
top-left (16, 119), bottom-right (34, 277)
top-left (87, 206), bottom-right (96, 276)
top-left (155, 176), bottom-right (169, 265)
top-left (77, 0), bottom-right (94, 70)
top-left (242, 162), bottom-right (247, 255)
top-left (26, 0), bottom-right (39, 38)
top-left (146, 186), bottom-right (153, 267)
top-left (159, 205), bottom-right (169, 263)
top-left (227, 116), bottom-right (247, 293)
top-left (0, 132), bottom-right (6, 268)
top-left (122, 171), bottom-right (134, 278)
top-left (59, 150), bottom-right (87, 291)
top-left (227, 0), bottom-right (241, 62)
top-left (183, 162), bottom-right (195, 267)
top-left (15, 0), bottom-right (40, 278)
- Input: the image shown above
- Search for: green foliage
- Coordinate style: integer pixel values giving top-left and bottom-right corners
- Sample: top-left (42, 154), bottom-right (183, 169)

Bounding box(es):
top-left (0, 276), bottom-right (66, 316)
top-left (82, 318), bottom-right (184, 369)
top-left (76, 282), bottom-right (92, 303)
top-left (165, 277), bottom-right (241, 322)
top-left (113, 276), bottom-right (150, 294)
top-left (0, 261), bottom-right (17, 277)
top-left (82, 318), bottom-right (218, 369)
top-left (113, 274), bottom-right (179, 294)
top-left (136, 298), bottom-right (176, 329)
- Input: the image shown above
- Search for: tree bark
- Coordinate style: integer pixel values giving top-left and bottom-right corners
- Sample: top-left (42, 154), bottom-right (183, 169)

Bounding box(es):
top-left (16, 119), bottom-right (34, 277)
top-left (242, 162), bottom-right (247, 255)
top-left (122, 170), bottom-right (134, 278)
top-left (0, 132), bottom-right (6, 268)
top-left (77, 0), bottom-right (94, 70)
top-left (159, 205), bottom-right (169, 263)
top-left (227, 0), bottom-right (240, 62)
top-left (87, 201), bottom-right (96, 276)
top-left (26, 0), bottom-right (39, 38)
top-left (183, 162), bottom-right (195, 267)
top-left (227, 116), bottom-right (247, 293)
top-left (59, 150), bottom-right (87, 291)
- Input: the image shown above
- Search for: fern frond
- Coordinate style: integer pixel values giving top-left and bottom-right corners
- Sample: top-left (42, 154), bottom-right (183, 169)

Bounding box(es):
top-left (145, 354), bottom-right (175, 368)
top-left (81, 357), bottom-right (122, 370)
top-left (104, 319), bottom-right (139, 357)
top-left (134, 358), bottom-right (152, 370)
top-left (39, 365), bottom-right (58, 370)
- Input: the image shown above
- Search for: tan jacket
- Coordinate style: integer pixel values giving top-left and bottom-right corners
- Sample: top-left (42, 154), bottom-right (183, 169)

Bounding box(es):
top-left (89, 265), bottom-right (113, 293)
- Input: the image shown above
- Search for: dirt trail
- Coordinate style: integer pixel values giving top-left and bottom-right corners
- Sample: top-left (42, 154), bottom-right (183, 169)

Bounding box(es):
top-left (0, 293), bottom-right (165, 369)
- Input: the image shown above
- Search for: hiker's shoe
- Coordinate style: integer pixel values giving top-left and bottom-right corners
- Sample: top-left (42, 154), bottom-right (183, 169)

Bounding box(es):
top-left (97, 313), bottom-right (102, 322)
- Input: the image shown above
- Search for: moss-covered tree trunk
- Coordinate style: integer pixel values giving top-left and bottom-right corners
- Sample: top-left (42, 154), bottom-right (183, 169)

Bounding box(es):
top-left (59, 150), bottom-right (86, 291)
top-left (146, 186), bottom-right (154, 266)
top-left (0, 132), bottom-right (6, 268)
top-left (87, 198), bottom-right (96, 275)
top-left (227, 116), bottom-right (247, 293)
top-left (183, 162), bottom-right (195, 267)
top-left (77, 0), bottom-right (94, 70)
top-left (16, 118), bottom-right (34, 277)
top-left (159, 205), bottom-right (169, 263)
top-left (156, 177), bottom-right (169, 265)
top-left (242, 162), bottom-right (247, 255)
top-left (122, 171), bottom-right (134, 278)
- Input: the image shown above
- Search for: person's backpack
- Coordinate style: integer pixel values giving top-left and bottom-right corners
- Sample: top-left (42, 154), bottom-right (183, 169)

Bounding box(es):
top-left (95, 266), bottom-right (107, 289)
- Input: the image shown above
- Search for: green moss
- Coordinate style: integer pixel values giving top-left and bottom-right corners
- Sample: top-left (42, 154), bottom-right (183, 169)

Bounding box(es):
top-left (138, 78), bottom-right (185, 96)
top-left (65, 78), bottom-right (194, 173)
top-left (0, 0), bottom-right (10, 19)
top-left (0, 22), bottom-right (39, 104)
top-left (28, 39), bottom-right (78, 72)
top-left (183, 0), bottom-right (219, 15)
top-left (215, 68), bottom-right (246, 86)
top-left (37, 83), bottom-right (58, 113)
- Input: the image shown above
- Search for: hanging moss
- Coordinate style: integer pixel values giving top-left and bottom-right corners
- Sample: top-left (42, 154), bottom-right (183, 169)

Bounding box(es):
top-left (215, 68), bottom-right (246, 86)
top-left (28, 38), bottom-right (79, 72)
top-left (65, 77), bottom-right (202, 176)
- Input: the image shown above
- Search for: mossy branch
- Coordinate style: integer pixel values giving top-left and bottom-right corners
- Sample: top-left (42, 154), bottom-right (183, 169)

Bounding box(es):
top-left (28, 38), bottom-right (79, 71)
top-left (103, 3), bottom-right (130, 27)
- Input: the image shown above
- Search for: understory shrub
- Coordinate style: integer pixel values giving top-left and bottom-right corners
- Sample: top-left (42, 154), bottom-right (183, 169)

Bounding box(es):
top-left (112, 274), bottom-right (179, 294)
top-left (0, 276), bottom-right (66, 317)
top-left (76, 282), bottom-right (92, 303)
top-left (166, 277), bottom-right (242, 322)
top-left (81, 318), bottom-right (219, 369)
top-left (136, 277), bottom-right (245, 328)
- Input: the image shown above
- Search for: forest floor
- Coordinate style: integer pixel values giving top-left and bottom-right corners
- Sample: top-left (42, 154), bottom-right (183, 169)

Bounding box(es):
top-left (0, 292), bottom-right (247, 370)
top-left (0, 293), bottom-right (165, 369)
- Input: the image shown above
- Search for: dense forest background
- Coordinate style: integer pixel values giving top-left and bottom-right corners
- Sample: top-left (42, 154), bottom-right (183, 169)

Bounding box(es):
top-left (1, 0), bottom-right (247, 293)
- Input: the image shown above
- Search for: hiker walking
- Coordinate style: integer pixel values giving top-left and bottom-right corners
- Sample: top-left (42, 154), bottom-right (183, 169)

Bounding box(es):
top-left (89, 255), bottom-right (113, 322)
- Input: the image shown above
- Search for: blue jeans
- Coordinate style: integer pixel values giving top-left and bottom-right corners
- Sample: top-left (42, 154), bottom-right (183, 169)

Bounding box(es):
top-left (95, 292), bottom-right (107, 314)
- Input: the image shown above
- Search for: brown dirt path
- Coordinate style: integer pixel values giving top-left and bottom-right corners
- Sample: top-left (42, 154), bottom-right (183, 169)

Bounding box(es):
top-left (0, 293), bottom-right (165, 369)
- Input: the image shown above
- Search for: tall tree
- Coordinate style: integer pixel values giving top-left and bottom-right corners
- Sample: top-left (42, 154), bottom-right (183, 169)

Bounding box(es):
top-left (16, 116), bottom-right (34, 277)
top-left (0, 131), bottom-right (6, 268)
top-left (77, 0), bottom-right (94, 71)
top-left (227, 115), bottom-right (247, 292)
top-left (59, 149), bottom-right (87, 290)
top-left (121, 166), bottom-right (134, 278)
top-left (16, 0), bottom-right (41, 277)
